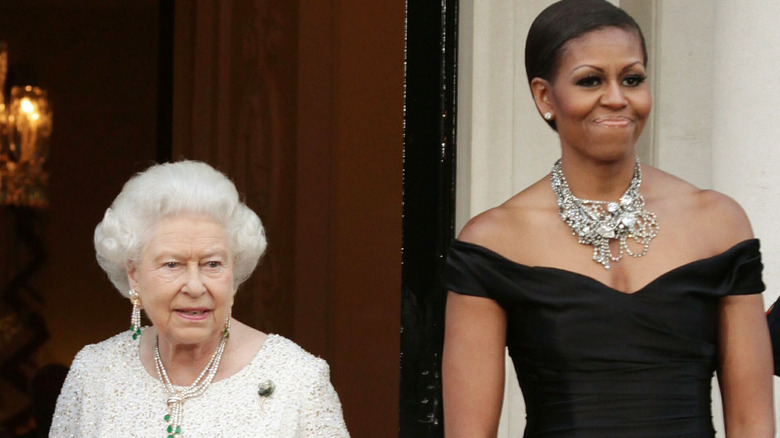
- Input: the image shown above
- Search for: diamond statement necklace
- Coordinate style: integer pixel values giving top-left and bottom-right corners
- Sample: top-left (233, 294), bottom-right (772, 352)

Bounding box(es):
top-left (550, 156), bottom-right (659, 270)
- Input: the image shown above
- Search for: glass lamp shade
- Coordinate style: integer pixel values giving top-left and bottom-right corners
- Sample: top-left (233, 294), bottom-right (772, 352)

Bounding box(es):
top-left (0, 86), bottom-right (52, 207)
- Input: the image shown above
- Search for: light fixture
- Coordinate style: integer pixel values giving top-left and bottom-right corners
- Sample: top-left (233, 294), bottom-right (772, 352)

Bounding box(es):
top-left (0, 42), bottom-right (52, 208)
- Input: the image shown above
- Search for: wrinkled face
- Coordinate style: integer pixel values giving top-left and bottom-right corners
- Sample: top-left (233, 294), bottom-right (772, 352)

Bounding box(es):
top-left (534, 26), bottom-right (651, 162)
top-left (127, 215), bottom-right (234, 347)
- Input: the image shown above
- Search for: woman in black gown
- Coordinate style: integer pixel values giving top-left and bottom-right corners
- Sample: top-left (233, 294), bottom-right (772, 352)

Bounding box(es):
top-left (442, 1), bottom-right (774, 436)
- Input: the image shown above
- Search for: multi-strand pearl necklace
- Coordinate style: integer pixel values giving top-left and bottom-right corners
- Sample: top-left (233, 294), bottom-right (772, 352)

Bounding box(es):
top-left (550, 156), bottom-right (659, 270)
top-left (154, 334), bottom-right (227, 437)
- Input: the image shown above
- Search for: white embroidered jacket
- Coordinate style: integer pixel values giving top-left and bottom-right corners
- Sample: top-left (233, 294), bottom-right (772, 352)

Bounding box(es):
top-left (51, 331), bottom-right (349, 437)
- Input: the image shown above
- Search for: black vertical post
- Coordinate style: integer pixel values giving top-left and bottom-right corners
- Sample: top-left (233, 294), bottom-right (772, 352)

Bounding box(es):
top-left (400, 0), bottom-right (458, 436)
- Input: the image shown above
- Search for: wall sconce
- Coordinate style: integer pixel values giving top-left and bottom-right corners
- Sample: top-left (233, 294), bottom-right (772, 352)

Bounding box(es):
top-left (0, 42), bottom-right (52, 208)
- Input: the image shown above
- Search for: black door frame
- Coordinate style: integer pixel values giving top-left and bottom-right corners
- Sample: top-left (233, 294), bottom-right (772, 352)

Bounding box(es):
top-left (400, 0), bottom-right (458, 436)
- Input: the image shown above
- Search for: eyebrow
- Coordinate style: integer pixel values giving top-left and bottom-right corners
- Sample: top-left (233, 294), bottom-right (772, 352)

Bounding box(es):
top-left (201, 250), bottom-right (229, 260)
top-left (570, 61), bottom-right (645, 75)
top-left (151, 246), bottom-right (229, 262)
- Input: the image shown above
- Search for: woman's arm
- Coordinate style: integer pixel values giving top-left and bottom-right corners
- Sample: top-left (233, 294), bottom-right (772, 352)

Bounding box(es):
top-left (442, 291), bottom-right (507, 437)
top-left (300, 359), bottom-right (350, 437)
top-left (693, 190), bottom-right (775, 436)
top-left (49, 351), bottom-right (89, 437)
top-left (718, 294), bottom-right (775, 437)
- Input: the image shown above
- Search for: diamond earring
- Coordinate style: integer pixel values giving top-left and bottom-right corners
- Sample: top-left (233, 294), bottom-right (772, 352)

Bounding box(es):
top-left (129, 289), bottom-right (142, 340)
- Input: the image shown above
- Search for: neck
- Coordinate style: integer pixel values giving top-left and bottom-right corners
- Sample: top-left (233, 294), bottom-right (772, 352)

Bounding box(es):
top-left (558, 153), bottom-right (638, 200)
top-left (156, 333), bottom-right (225, 386)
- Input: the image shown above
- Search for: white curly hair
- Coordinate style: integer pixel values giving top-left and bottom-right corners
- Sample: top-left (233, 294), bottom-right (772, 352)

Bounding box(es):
top-left (94, 160), bottom-right (267, 297)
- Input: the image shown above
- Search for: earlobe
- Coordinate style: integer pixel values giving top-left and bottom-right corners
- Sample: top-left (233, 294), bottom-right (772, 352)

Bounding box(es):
top-left (530, 77), bottom-right (554, 116)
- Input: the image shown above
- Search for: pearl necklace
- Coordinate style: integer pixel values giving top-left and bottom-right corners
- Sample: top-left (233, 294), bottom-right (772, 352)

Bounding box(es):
top-left (550, 156), bottom-right (659, 270)
top-left (154, 334), bottom-right (227, 437)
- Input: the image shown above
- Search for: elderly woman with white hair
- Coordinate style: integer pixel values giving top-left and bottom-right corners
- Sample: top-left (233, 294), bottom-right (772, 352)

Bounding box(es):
top-left (50, 160), bottom-right (349, 437)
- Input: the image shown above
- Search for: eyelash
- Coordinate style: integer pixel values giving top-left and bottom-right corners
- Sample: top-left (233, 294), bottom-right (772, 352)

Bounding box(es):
top-left (576, 76), bottom-right (601, 87)
top-left (162, 261), bottom-right (222, 269)
top-left (576, 74), bottom-right (647, 87)
top-left (623, 74), bottom-right (647, 87)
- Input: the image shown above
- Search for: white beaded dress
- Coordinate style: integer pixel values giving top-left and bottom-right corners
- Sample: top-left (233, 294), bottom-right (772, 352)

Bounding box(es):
top-left (50, 331), bottom-right (349, 437)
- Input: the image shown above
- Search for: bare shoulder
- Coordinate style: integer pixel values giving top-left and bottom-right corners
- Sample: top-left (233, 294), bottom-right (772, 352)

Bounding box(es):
top-left (458, 178), bottom-right (554, 253)
top-left (643, 166), bottom-right (754, 252)
top-left (693, 189), bottom-right (753, 242)
top-left (457, 205), bottom-right (517, 245)
top-left (229, 319), bottom-right (268, 355)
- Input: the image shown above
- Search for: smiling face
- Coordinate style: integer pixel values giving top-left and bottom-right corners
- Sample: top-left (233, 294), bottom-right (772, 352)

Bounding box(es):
top-left (127, 215), bottom-right (234, 349)
top-left (532, 26), bottom-right (651, 163)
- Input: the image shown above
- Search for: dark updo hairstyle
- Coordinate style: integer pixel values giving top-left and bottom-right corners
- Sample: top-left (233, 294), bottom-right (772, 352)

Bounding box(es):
top-left (525, 0), bottom-right (647, 130)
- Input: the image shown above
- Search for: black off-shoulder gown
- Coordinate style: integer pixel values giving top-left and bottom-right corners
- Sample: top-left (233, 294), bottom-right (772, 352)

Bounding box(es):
top-left (445, 239), bottom-right (764, 438)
